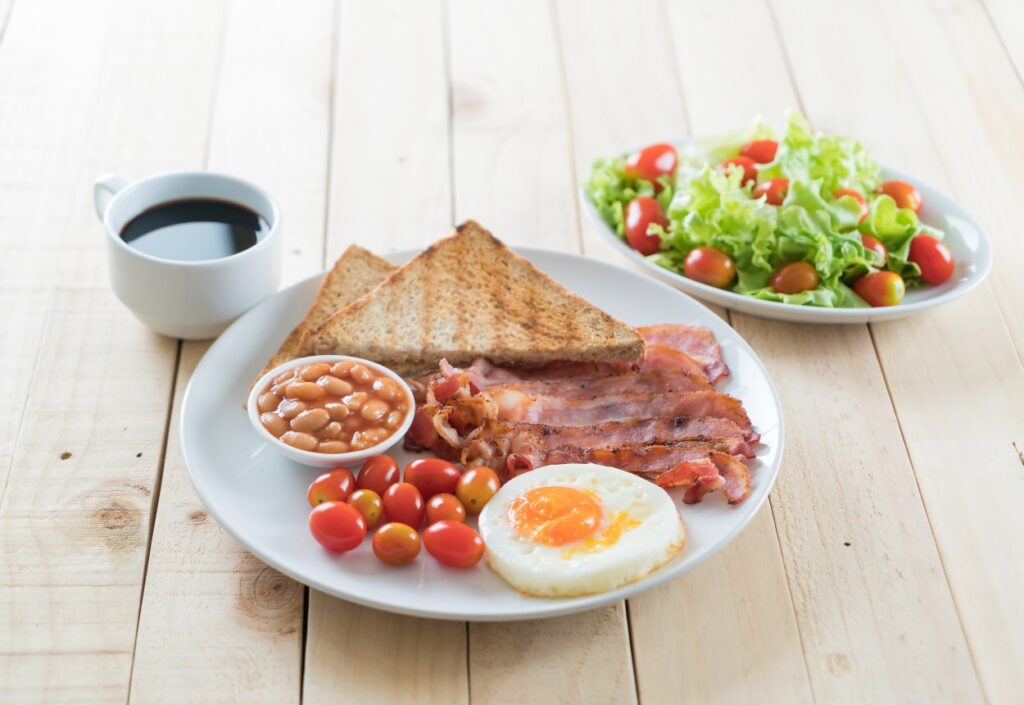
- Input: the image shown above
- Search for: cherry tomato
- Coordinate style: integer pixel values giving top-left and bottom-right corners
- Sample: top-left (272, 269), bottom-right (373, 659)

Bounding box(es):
top-left (624, 196), bottom-right (667, 256)
top-left (309, 501), bottom-right (366, 553)
top-left (752, 177), bottom-right (788, 206)
top-left (348, 488), bottom-right (383, 528)
top-left (854, 271), bottom-right (905, 307)
top-left (382, 482), bottom-right (424, 527)
top-left (908, 234), bottom-right (954, 285)
top-left (876, 180), bottom-right (922, 213)
top-left (455, 466), bottom-right (500, 515)
top-left (623, 143), bottom-right (677, 184)
top-left (356, 455), bottom-right (399, 496)
top-left (405, 458), bottom-right (461, 500)
top-left (683, 246), bottom-right (736, 288)
top-left (372, 522), bottom-right (421, 566)
top-left (861, 233), bottom-right (887, 263)
top-left (834, 188), bottom-right (868, 223)
top-left (739, 139), bottom-right (778, 164)
top-left (422, 520), bottom-right (485, 568)
top-left (717, 156), bottom-right (757, 185)
top-left (770, 262), bottom-right (819, 294)
top-left (307, 467), bottom-right (356, 507)
top-left (425, 493), bottom-right (467, 524)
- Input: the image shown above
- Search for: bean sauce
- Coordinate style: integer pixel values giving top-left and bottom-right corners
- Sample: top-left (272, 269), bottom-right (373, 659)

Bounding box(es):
top-left (259, 361), bottom-right (410, 453)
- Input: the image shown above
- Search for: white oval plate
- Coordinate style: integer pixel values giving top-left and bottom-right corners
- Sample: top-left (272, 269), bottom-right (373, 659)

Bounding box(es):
top-left (580, 163), bottom-right (992, 324)
top-left (180, 249), bottom-right (783, 620)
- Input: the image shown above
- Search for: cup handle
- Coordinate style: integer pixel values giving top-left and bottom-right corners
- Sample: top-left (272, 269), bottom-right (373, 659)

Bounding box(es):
top-left (94, 174), bottom-right (128, 220)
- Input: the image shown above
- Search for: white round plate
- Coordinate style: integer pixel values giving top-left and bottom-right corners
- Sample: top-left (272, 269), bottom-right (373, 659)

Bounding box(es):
top-left (180, 249), bottom-right (783, 620)
top-left (581, 164), bottom-right (992, 324)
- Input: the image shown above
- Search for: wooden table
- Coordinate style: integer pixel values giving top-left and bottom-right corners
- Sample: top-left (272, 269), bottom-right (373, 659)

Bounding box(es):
top-left (2, 0), bottom-right (1022, 702)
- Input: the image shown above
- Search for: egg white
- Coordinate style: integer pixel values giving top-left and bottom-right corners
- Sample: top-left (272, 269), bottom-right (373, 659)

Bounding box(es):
top-left (478, 463), bottom-right (686, 597)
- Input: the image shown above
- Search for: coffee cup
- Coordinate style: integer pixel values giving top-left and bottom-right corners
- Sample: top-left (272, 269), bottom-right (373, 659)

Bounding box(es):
top-left (94, 171), bottom-right (282, 340)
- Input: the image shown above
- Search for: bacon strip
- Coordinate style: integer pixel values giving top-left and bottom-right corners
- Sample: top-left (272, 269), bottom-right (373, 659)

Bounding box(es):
top-left (486, 369), bottom-right (710, 402)
top-left (639, 324), bottom-right (729, 383)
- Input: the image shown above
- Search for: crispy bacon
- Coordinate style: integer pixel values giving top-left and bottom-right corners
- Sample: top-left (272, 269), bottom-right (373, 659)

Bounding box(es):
top-left (639, 324), bottom-right (729, 383)
top-left (655, 452), bottom-right (751, 504)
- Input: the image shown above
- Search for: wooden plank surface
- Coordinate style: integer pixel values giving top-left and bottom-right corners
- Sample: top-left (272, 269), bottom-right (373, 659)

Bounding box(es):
top-left (127, 2), bottom-right (333, 702)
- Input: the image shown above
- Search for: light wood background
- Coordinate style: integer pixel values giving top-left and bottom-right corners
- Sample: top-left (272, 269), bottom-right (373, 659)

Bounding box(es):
top-left (1, 0), bottom-right (1021, 703)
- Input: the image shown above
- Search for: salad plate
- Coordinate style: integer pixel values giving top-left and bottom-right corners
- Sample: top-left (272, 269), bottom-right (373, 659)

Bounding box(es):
top-left (581, 122), bottom-right (992, 324)
top-left (180, 248), bottom-right (783, 621)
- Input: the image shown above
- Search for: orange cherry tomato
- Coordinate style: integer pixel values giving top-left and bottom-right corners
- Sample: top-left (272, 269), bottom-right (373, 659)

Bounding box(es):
top-left (455, 466), bottom-right (500, 515)
top-left (425, 493), bottom-right (467, 524)
top-left (423, 520), bottom-right (485, 568)
top-left (876, 180), bottom-right (922, 213)
top-left (382, 481), bottom-right (424, 528)
top-left (854, 271), bottom-right (905, 307)
top-left (372, 522), bottom-right (421, 566)
top-left (683, 246), bottom-right (736, 288)
top-left (307, 467), bottom-right (356, 507)
top-left (623, 143), bottom-right (677, 184)
top-left (739, 139), bottom-right (778, 164)
top-left (833, 188), bottom-right (869, 223)
top-left (356, 455), bottom-right (400, 496)
top-left (908, 234), bottom-right (954, 285)
top-left (348, 488), bottom-right (383, 528)
top-left (861, 233), bottom-right (887, 263)
top-left (309, 501), bottom-right (366, 553)
top-left (624, 196), bottom-right (668, 256)
top-left (717, 156), bottom-right (757, 185)
top-left (405, 458), bottom-right (461, 500)
top-left (770, 262), bottom-right (819, 294)
top-left (752, 177), bottom-right (789, 206)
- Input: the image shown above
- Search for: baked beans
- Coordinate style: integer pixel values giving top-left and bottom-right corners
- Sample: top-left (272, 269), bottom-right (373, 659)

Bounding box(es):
top-left (259, 361), bottom-right (410, 454)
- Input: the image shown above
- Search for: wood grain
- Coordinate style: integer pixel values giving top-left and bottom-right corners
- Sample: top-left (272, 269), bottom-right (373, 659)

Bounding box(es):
top-left (303, 3), bottom-right (468, 704)
top-left (127, 2), bottom-right (334, 702)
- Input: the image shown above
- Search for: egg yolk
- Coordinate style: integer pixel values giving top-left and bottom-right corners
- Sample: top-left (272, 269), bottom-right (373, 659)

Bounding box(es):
top-left (508, 486), bottom-right (602, 546)
top-left (563, 511), bottom-right (642, 557)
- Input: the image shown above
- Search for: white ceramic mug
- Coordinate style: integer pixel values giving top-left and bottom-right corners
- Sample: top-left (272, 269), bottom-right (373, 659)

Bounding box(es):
top-left (94, 171), bottom-right (283, 340)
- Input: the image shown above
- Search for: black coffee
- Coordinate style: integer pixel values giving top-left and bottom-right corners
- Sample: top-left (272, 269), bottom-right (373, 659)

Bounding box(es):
top-left (120, 198), bottom-right (270, 262)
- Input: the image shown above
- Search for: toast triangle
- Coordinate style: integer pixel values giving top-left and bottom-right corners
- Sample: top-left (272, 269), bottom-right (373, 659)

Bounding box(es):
top-left (307, 221), bottom-right (645, 374)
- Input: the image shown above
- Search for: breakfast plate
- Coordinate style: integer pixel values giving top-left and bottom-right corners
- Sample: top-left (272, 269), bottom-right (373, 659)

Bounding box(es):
top-left (180, 248), bottom-right (783, 620)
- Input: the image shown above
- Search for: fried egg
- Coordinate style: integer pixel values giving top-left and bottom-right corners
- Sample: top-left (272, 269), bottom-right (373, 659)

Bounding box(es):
top-left (478, 463), bottom-right (686, 597)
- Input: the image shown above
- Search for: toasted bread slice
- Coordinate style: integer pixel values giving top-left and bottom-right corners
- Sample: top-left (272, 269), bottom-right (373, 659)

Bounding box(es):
top-left (253, 246), bottom-right (396, 386)
top-left (307, 221), bottom-right (645, 374)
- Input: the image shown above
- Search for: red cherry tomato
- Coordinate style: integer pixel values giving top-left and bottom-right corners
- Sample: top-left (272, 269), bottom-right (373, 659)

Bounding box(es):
top-left (770, 262), bottom-right (819, 294)
top-left (876, 180), bottom-right (922, 213)
top-left (372, 522), bottom-right (421, 566)
top-left (752, 177), bottom-right (789, 206)
top-left (404, 458), bottom-right (461, 500)
top-left (854, 271), bottom-right (906, 307)
top-left (307, 467), bottom-right (356, 507)
top-left (908, 234), bottom-right (954, 285)
top-left (717, 156), bottom-right (757, 185)
top-left (455, 467), bottom-right (500, 515)
top-left (739, 139), bottom-right (778, 164)
top-left (683, 246), bottom-right (736, 288)
top-left (422, 520), bottom-right (485, 568)
top-left (309, 501), bottom-right (366, 553)
top-left (624, 196), bottom-right (667, 256)
top-left (623, 143), bottom-right (677, 184)
top-left (382, 482), bottom-right (424, 527)
top-left (425, 493), bottom-right (467, 524)
top-left (348, 488), bottom-right (383, 528)
top-left (356, 455), bottom-right (400, 496)
top-left (834, 188), bottom-right (869, 223)
top-left (860, 233), bottom-right (887, 263)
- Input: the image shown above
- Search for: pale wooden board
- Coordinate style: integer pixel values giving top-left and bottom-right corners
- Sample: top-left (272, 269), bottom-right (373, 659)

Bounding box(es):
top-left (767, 0), bottom-right (1024, 700)
top-left (446, 2), bottom-right (635, 704)
top-left (0, 1), bottom-right (226, 702)
top-left (554, 2), bottom-right (813, 703)
top-left (127, 2), bottom-right (334, 702)
top-left (302, 2), bottom-right (469, 703)
top-left (981, 0), bottom-right (1024, 82)
top-left (661, 0), bottom-right (985, 702)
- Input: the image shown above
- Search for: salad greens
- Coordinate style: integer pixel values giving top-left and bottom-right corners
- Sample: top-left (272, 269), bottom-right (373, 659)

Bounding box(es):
top-left (585, 112), bottom-right (945, 308)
